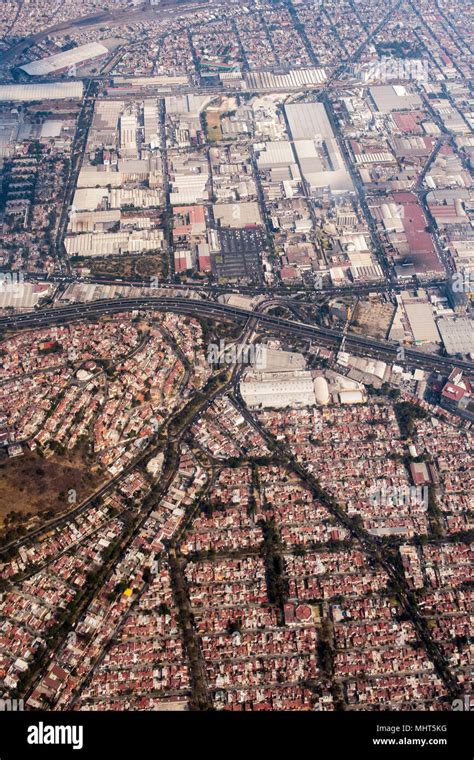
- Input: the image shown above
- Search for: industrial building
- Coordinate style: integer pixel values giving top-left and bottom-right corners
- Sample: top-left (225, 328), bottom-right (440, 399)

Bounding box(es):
top-left (245, 68), bottom-right (326, 91)
top-left (401, 293), bottom-right (441, 344)
top-left (0, 282), bottom-right (52, 310)
top-left (284, 102), bottom-right (353, 196)
top-left (65, 229), bottom-right (164, 257)
top-left (338, 389), bottom-right (366, 404)
top-left (120, 109), bottom-right (139, 158)
top-left (256, 141), bottom-right (297, 169)
top-left (314, 376), bottom-right (330, 406)
top-left (0, 82), bottom-right (84, 101)
top-left (285, 102), bottom-right (333, 141)
top-left (437, 317), bottom-right (474, 356)
top-left (255, 347), bottom-right (306, 373)
top-left (240, 371), bottom-right (317, 409)
top-left (19, 41), bottom-right (111, 77)
top-left (170, 174), bottom-right (210, 205)
top-left (72, 186), bottom-right (163, 211)
top-left (369, 85), bottom-right (423, 113)
top-left (213, 202), bottom-right (262, 228)
top-left (240, 358), bottom-right (368, 409)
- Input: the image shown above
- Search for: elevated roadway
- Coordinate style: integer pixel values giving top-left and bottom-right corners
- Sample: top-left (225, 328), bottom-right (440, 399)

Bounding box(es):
top-left (1, 297), bottom-right (472, 379)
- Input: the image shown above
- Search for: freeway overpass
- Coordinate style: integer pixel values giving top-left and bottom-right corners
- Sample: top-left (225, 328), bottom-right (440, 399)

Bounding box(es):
top-left (1, 297), bottom-right (472, 379)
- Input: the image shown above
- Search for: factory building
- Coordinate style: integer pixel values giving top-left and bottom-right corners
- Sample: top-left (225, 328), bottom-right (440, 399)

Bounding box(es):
top-left (0, 82), bottom-right (84, 101)
top-left (240, 372), bottom-right (317, 409)
top-left (284, 102), bottom-right (354, 196)
top-left (19, 42), bottom-right (111, 77)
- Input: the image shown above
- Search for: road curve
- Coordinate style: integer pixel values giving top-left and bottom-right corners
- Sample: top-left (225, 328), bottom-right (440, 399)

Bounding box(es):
top-left (1, 296), bottom-right (472, 378)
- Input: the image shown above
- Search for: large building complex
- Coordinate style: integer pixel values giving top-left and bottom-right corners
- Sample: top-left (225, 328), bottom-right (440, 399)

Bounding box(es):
top-left (0, 0), bottom-right (472, 738)
top-left (285, 102), bottom-right (354, 196)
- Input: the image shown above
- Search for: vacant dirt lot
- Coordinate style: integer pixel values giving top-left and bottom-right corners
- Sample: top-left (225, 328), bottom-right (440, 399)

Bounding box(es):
top-left (205, 110), bottom-right (223, 141)
top-left (0, 447), bottom-right (101, 527)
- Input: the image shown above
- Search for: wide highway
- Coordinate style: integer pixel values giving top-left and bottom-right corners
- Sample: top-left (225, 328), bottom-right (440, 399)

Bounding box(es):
top-left (1, 297), bottom-right (472, 378)
top-left (24, 271), bottom-right (449, 297)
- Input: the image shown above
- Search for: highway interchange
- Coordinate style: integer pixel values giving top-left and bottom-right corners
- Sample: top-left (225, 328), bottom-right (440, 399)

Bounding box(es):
top-left (1, 296), bottom-right (473, 379)
top-left (0, 0), bottom-right (472, 399)
top-left (0, 0), bottom-right (470, 721)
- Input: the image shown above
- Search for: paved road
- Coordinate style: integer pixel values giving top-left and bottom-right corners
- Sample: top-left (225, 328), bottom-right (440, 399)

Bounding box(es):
top-left (23, 271), bottom-right (448, 297)
top-left (1, 296), bottom-right (472, 378)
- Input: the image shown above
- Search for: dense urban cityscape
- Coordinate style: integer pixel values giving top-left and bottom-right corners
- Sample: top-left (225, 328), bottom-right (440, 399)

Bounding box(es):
top-left (0, 0), bottom-right (472, 750)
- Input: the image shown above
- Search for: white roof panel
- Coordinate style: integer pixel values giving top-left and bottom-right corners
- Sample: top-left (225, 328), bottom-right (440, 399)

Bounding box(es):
top-left (0, 82), bottom-right (84, 101)
top-left (20, 42), bottom-right (110, 76)
top-left (285, 102), bottom-right (334, 140)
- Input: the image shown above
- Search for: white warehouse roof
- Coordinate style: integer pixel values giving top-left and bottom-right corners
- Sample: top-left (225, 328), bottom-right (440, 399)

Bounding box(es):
top-left (338, 390), bottom-right (365, 404)
top-left (20, 42), bottom-right (110, 76)
top-left (65, 229), bottom-right (163, 257)
top-left (314, 376), bottom-right (330, 405)
top-left (240, 372), bottom-right (317, 409)
top-left (0, 82), bottom-right (84, 101)
top-left (437, 318), bottom-right (474, 356)
top-left (256, 141), bottom-right (296, 168)
top-left (285, 102), bottom-right (334, 140)
top-left (404, 301), bottom-right (441, 344)
top-left (369, 85), bottom-right (422, 113)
